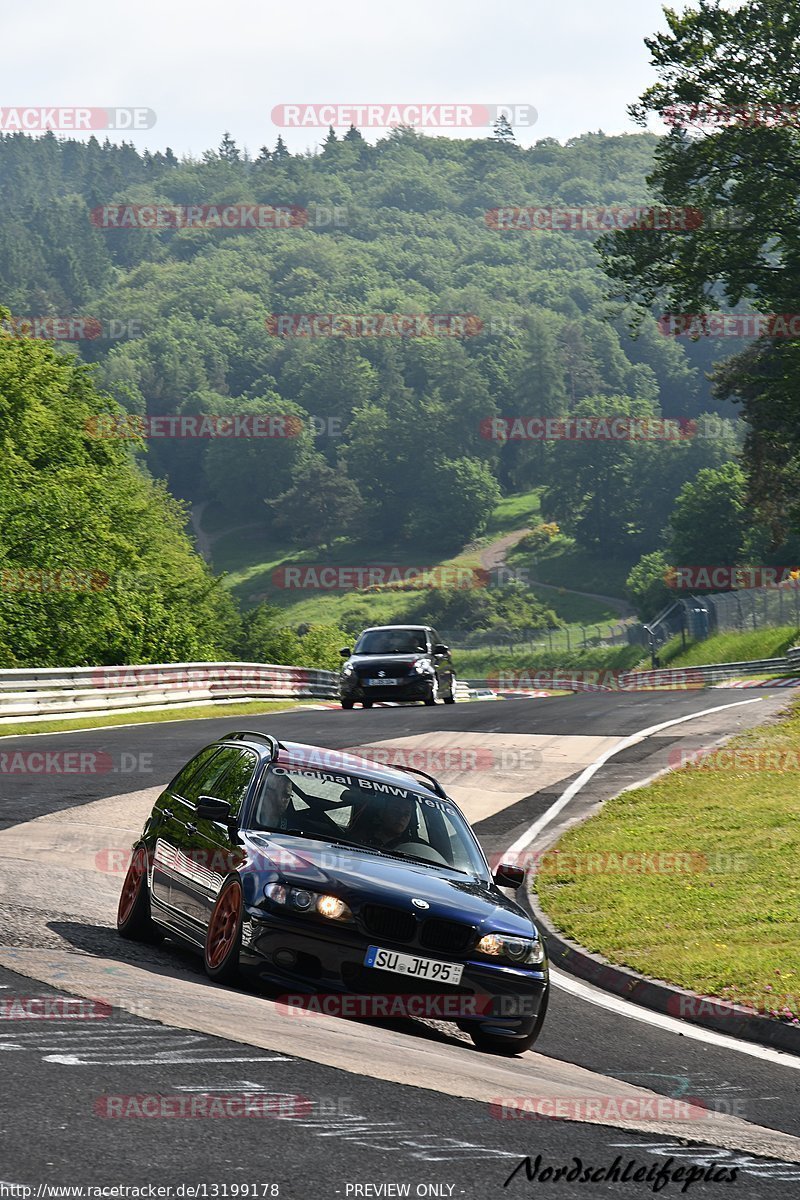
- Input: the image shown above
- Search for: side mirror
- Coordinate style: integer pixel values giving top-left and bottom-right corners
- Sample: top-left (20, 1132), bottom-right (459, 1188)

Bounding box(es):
top-left (196, 795), bottom-right (232, 823)
top-left (433, 643), bottom-right (449, 656)
top-left (493, 863), bottom-right (525, 889)
top-left (339, 647), bottom-right (352, 658)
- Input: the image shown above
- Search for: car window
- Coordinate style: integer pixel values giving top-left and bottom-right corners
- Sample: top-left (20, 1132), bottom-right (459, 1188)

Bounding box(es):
top-left (183, 746), bottom-right (249, 808)
top-left (250, 764), bottom-right (487, 877)
top-left (355, 628), bottom-right (429, 655)
top-left (212, 749), bottom-right (259, 817)
top-left (168, 746), bottom-right (222, 800)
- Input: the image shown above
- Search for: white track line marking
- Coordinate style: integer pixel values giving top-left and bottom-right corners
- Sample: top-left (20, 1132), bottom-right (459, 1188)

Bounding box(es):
top-left (506, 698), bottom-right (763, 857)
top-left (502, 697), bottom-right (800, 1065)
top-left (552, 968), bottom-right (800, 1072)
top-left (44, 1053), bottom-right (290, 1065)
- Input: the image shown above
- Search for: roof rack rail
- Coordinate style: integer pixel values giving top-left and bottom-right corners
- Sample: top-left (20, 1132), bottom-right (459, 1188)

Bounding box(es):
top-left (395, 764), bottom-right (448, 800)
top-left (222, 731), bottom-right (283, 761)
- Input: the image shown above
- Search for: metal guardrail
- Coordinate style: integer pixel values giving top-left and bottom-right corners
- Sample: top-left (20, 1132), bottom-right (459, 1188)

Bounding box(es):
top-left (2, 648), bottom-right (795, 725)
top-left (0, 662), bottom-right (340, 722)
top-left (619, 656), bottom-right (796, 689)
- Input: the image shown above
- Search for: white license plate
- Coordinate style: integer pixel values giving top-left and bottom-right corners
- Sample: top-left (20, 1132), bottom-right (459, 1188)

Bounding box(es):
top-left (365, 677), bottom-right (401, 686)
top-left (364, 945), bottom-right (464, 985)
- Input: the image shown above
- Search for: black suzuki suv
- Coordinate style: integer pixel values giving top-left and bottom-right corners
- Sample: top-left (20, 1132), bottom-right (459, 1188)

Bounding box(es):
top-left (339, 625), bottom-right (456, 708)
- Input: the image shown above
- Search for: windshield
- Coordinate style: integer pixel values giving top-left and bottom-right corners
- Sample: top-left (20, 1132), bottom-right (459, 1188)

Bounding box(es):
top-left (355, 628), bottom-right (429, 655)
top-left (249, 765), bottom-right (487, 878)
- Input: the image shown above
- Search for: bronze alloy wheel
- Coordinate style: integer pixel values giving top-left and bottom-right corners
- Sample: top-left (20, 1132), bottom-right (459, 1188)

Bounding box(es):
top-left (204, 878), bottom-right (243, 980)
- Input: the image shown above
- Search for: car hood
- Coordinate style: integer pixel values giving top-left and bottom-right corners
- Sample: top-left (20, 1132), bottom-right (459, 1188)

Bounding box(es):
top-left (243, 831), bottom-right (535, 936)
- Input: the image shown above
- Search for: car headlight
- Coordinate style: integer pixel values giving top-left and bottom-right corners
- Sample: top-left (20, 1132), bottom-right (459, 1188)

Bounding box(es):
top-left (476, 932), bottom-right (545, 965)
top-left (342, 663), bottom-right (355, 676)
top-left (263, 883), bottom-right (352, 922)
top-left (316, 894), bottom-right (349, 920)
top-left (413, 659), bottom-right (433, 674)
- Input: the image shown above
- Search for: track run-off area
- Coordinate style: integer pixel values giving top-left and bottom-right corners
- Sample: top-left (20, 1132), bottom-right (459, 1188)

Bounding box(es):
top-left (1, 689), bottom-right (799, 1198)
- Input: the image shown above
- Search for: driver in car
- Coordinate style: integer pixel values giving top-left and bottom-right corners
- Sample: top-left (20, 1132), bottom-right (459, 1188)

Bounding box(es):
top-left (350, 795), bottom-right (416, 850)
top-left (258, 772), bottom-right (295, 830)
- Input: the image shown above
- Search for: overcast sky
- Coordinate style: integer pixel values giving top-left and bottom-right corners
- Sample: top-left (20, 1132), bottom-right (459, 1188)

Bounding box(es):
top-left (1, 0), bottom-right (686, 155)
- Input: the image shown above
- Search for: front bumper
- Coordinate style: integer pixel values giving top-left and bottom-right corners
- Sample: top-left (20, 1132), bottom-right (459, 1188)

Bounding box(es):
top-left (240, 905), bottom-right (549, 1038)
top-left (340, 674), bottom-right (434, 702)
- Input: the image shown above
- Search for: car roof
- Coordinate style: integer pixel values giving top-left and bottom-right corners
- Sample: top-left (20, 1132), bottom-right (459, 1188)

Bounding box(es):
top-left (216, 732), bottom-right (445, 798)
top-left (358, 624), bottom-right (430, 633)
top-left (278, 740), bottom-right (439, 794)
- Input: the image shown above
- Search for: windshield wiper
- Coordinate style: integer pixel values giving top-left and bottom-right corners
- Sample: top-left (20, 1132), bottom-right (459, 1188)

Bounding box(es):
top-left (279, 831), bottom-right (401, 858)
top-left (282, 829), bottom-right (362, 848)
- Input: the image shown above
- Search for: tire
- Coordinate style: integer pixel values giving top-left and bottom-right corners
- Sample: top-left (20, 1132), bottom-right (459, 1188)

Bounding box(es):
top-left (117, 845), bottom-right (162, 943)
top-left (468, 1026), bottom-right (538, 1055)
top-left (341, 699), bottom-right (354, 710)
top-left (424, 680), bottom-right (438, 706)
top-left (204, 877), bottom-right (243, 982)
top-left (443, 685), bottom-right (456, 705)
top-left (363, 699), bottom-right (374, 709)
top-left (462, 988), bottom-right (548, 1055)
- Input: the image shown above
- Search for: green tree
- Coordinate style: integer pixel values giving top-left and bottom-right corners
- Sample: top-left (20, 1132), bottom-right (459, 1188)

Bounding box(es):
top-left (242, 605), bottom-right (302, 664)
top-left (218, 132), bottom-right (241, 163)
top-left (626, 551), bottom-right (673, 620)
top-left (0, 312), bottom-right (240, 666)
top-left (410, 457), bottom-right (501, 550)
top-left (268, 459), bottom-right (365, 547)
top-left (273, 135), bottom-right (290, 161)
top-left (598, 0), bottom-right (800, 543)
top-left (203, 397), bottom-right (315, 520)
top-left (668, 463), bottom-right (750, 572)
top-left (491, 114), bottom-right (516, 144)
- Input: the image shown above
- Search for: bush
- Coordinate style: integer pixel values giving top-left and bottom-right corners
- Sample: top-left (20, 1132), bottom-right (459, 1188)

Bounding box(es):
top-left (626, 551), bottom-right (673, 621)
top-left (516, 522), bottom-right (561, 554)
top-left (242, 605), bottom-right (348, 671)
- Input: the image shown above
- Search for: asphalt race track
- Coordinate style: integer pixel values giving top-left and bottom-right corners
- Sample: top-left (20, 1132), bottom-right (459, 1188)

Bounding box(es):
top-left (1, 690), bottom-right (800, 1198)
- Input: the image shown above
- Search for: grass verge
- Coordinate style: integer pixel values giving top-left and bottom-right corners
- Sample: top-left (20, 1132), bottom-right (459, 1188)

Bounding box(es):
top-left (0, 699), bottom-right (315, 739)
top-left (455, 643), bottom-right (642, 680)
top-left (660, 626), bottom-right (800, 669)
top-left (535, 699), bottom-right (800, 1022)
